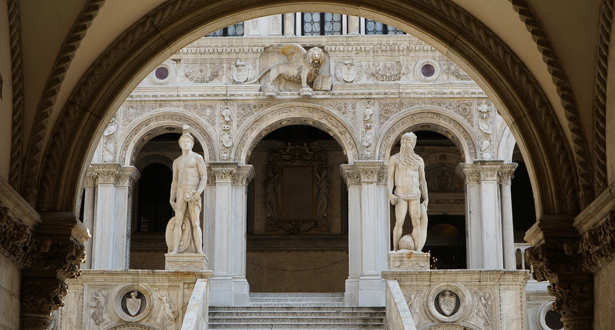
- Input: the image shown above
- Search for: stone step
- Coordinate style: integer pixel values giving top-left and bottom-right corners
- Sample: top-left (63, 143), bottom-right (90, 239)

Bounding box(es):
top-left (208, 324), bottom-right (385, 330)
top-left (210, 316), bottom-right (384, 324)
top-left (210, 309), bottom-right (384, 318)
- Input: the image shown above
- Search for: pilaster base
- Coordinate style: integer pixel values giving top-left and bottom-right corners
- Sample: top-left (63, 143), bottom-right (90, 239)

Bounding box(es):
top-left (165, 253), bottom-right (208, 271)
top-left (209, 276), bottom-right (250, 306)
top-left (344, 276), bottom-right (385, 307)
top-left (388, 250), bottom-right (430, 270)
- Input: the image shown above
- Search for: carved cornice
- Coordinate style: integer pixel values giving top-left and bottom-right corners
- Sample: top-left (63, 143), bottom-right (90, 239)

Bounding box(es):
top-left (232, 165), bottom-right (255, 186)
top-left (7, 0), bottom-right (24, 190)
top-left (21, 0), bottom-right (106, 206)
top-left (209, 162), bottom-right (237, 183)
top-left (509, 0), bottom-right (593, 208)
top-left (593, 0), bottom-right (614, 196)
top-left (498, 163), bottom-right (518, 186)
top-left (116, 166), bottom-right (141, 187)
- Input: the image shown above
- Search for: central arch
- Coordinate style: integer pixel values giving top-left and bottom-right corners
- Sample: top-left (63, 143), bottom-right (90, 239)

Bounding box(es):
top-left (35, 0), bottom-right (582, 225)
top-left (234, 103), bottom-right (360, 164)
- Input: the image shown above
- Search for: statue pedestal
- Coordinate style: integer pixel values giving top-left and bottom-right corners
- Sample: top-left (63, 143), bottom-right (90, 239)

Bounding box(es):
top-left (388, 250), bottom-right (430, 270)
top-left (165, 253), bottom-right (208, 271)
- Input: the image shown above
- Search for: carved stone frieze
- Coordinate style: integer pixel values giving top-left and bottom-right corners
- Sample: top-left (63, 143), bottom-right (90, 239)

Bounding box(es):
top-left (183, 63), bottom-right (222, 83)
top-left (443, 62), bottom-right (471, 81)
top-left (236, 102), bottom-right (272, 127)
top-left (377, 99), bottom-right (475, 127)
top-left (325, 102), bottom-right (357, 128)
top-left (120, 102), bottom-right (217, 128)
top-left (368, 61), bottom-right (408, 81)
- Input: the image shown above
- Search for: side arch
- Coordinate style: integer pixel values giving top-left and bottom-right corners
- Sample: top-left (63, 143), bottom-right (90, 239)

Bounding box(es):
top-left (117, 110), bottom-right (217, 166)
top-left (234, 103), bottom-right (360, 164)
top-left (495, 123), bottom-right (517, 163)
top-left (377, 109), bottom-right (479, 163)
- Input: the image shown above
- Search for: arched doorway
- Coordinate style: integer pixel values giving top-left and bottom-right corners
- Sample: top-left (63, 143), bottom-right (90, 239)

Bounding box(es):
top-left (246, 125), bottom-right (349, 292)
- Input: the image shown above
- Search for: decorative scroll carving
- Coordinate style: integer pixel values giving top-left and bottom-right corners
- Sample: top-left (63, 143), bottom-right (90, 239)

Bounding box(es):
top-left (264, 142), bottom-right (330, 233)
top-left (8, 0), bottom-right (25, 190)
top-left (510, 0), bottom-right (593, 208)
top-left (21, 0), bottom-right (106, 205)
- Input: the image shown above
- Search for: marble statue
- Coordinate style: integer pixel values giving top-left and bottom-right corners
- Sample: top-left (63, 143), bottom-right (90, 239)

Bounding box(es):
top-left (166, 125), bottom-right (206, 254)
top-left (244, 43), bottom-right (325, 94)
top-left (387, 132), bottom-right (429, 251)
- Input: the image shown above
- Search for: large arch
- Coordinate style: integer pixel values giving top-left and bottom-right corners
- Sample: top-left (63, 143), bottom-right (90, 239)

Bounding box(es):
top-left (32, 0), bottom-right (582, 220)
top-left (234, 103), bottom-right (360, 164)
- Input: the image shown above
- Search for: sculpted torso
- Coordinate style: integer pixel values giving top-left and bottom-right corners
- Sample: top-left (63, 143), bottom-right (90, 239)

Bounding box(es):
top-left (175, 152), bottom-right (204, 193)
top-left (390, 154), bottom-right (422, 200)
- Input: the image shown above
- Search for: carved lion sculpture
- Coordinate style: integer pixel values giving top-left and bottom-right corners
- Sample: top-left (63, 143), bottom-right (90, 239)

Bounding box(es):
top-left (244, 44), bottom-right (325, 93)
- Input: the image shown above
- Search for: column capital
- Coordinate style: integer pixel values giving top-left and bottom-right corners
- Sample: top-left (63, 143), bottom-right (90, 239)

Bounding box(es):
top-left (84, 168), bottom-right (98, 187)
top-left (474, 160), bottom-right (504, 181)
top-left (498, 163), bottom-right (518, 185)
top-left (209, 162), bottom-right (238, 183)
top-left (232, 165), bottom-right (255, 186)
top-left (341, 161), bottom-right (384, 185)
top-left (457, 163), bottom-right (480, 184)
top-left (90, 163), bottom-right (121, 185)
top-left (115, 166), bottom-right (140, 187)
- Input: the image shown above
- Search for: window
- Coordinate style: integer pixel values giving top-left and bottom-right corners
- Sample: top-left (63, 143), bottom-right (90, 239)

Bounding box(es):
top-left (365, 18), bottom-right (406, 35)
top-left (207, 22), bottom-right (245, 37)
top-left (302, 13), bottom-right (342, 36)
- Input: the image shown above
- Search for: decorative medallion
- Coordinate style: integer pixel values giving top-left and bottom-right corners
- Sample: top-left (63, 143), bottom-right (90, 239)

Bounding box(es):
top-left (435, 290), bottom-right (460, 316)
top-left (121, 290), bottom-right (145, 317)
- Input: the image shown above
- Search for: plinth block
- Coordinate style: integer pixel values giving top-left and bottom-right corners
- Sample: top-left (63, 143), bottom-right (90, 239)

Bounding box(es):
top-left (165, 253), bottom-right (208, 271)
top-left (388, 250), bottom-right (430, 270)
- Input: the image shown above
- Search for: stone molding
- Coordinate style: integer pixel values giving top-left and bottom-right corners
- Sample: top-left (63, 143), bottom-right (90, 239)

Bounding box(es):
top-left (8, 0), bottom-right (24, 190)
top-left (592, 0), bottom-right (614, 196)
top-left (209, 162), bottom-right (237, 183)
top-left (21, 0), bottom-right (106, 208)
top-left (510, 0), bottom-right (593, 208)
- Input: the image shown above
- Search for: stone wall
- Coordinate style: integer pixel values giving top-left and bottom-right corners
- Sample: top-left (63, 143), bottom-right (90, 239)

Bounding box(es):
top-left (594, 259), bottom-right (615, 330)
top-left (0, 254), bottom-right (20, 330)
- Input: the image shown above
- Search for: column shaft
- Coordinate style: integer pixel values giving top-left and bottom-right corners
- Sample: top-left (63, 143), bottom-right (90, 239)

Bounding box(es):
top-left (476, 161), bottom-right (504, 269)
top-left (500, 163), bottom-right (518, 269)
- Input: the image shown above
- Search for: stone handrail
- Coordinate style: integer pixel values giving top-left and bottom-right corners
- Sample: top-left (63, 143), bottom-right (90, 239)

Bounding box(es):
top-left (385, 280), bottom-right (417, 330)
top-left (181, 278), bottom-right (210, 330)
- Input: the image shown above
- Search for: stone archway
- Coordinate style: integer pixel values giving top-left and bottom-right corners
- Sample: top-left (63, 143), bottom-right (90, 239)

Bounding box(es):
top-left (31, 0), bottom-right (584, 220)
top-left (234, 103), bottom-right (360, 164)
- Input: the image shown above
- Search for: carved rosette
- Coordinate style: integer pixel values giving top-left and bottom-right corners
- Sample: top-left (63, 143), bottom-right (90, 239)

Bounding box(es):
top-left (210, 162), bottom-right (237, 183)
top-left (498, 163), bottom-right (517, 186)
top-left (456, 164), bottom-right (480, 185)
top-left (232, 165), bottom-right (255, 186)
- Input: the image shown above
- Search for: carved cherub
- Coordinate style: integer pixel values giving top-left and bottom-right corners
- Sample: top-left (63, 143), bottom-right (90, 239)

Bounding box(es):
top-left (243, 44), bottom-right (325, 94)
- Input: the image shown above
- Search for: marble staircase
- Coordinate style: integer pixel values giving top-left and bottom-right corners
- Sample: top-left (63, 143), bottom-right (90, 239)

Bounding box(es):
top-left (208, 293), bottom-right (386, 329)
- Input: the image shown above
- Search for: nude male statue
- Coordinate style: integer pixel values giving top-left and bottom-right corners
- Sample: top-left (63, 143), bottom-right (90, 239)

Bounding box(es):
top-left (387, 132), bottom-right (429, 251)
top-left (168, 125), bottom-right (206, 255)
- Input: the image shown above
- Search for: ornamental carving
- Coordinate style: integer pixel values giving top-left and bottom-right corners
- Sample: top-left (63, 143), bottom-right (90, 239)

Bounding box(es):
top-left (183, 63), bottom-right (222, 83)
top-left (90, 289), bottom-right (108, 325)
top-left (368, 61), bottom-right (408, 81)
top-left (236, 102), bottom-right (273, 127)
top-left (334, 58), bottom-right (363, 83)
top-left (471, 288), bottom-right (492, 328)
top-left (102, 116), bottom-right (118, 162)
top-left (378, 100), bottom-right (474, 126)
top-left (264, 142), bottom-right (330, 233)
top-left (155, 291), bottom-right (178, 325)
top-left (477, 100), bottom-right (494, 159)
top-left (21, 277), bottom-right (68, 318)
top-left (220, 101), bottom-right (234, 160)
top-left (0, 205), bottom-right (38, 268)
top-left (443, 62), bottom-right (471, 81)
top-left (229, 59), bottom-right (255, 83)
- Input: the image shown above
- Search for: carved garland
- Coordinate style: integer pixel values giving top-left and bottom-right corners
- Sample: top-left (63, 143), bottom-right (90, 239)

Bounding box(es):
top-left (7, 0), bottom-right (24, 190)
top-left (35, 0), bottom-right (582, 215)
top-left (21, 0), bottom-right (106, 206)
top-left (592, 0), bottom-right (614, 196)
top-left (377, 111), bottom-right (478, 162)
top-left (509, 0), bottom-right (593, 207)
top-left (234, 105), bottom-right (359, 163)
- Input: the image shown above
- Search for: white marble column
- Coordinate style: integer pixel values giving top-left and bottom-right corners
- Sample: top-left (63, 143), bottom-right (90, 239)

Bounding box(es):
top-left (114, 166), bottom-right (140, 269)
top-left (208, 162), bottom-right (253, 306)
top-left (341, 161), bottom-right (388, 307)
top-left (90, 164), bottom-right (119, 269)
top-left (89, 164), bottom-right (140, 270)
top-left (283, 13), bottom-right (295, 36)
top-left (81, 169), bottom-right (97, 269)
top-left (499, 163), bottom-right (518, 270)
top-left (457, 164), bottom-right (482, 269)
top-left (347, 15), bottom-right (360, 35)
top-left (476, 160), bottom-right (504, 269)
